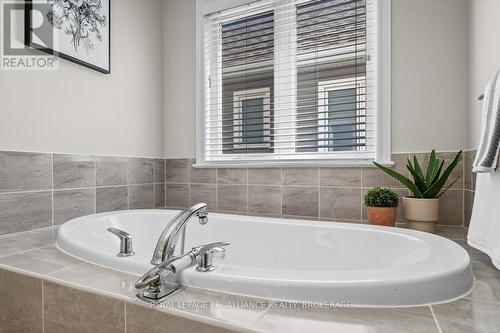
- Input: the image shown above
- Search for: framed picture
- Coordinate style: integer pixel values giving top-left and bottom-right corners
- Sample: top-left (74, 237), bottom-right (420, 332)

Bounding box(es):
top-left (25, 0), bottom-right (111, 74)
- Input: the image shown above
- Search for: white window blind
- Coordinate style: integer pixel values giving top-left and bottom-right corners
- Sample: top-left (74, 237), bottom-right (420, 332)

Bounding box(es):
top-left (200, 0), bottom-right (380, 165)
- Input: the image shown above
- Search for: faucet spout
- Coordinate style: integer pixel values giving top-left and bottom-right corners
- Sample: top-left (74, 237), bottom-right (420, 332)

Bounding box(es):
top-left (151, 203), bottom-right (208, 265)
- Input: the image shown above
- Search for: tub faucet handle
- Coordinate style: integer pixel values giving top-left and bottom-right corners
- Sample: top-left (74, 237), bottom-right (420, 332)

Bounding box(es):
top-left (194, 241), bottom-right (230, 272)
top-left (107, 227), bottom-right (134, 257)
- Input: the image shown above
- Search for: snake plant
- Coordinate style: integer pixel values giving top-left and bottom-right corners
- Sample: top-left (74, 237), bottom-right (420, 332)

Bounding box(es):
top-left (373, 150), bottom-right (462, 198)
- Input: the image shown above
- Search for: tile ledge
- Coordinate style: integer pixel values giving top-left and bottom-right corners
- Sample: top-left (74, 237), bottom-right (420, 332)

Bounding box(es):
top-left (0, 263), bottom-right (260, 333)
top-left (192, 160), bottom-right (394, 169)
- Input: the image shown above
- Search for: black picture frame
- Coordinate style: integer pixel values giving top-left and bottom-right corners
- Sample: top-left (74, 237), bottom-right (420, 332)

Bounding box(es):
top-left (24, 0), bottom-right (111, 74)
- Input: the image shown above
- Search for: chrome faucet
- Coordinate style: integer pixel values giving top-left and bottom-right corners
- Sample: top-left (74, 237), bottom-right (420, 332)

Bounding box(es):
top-left (107, 227), bottom-right (134, 257)
top-left (150, 203), bottom-right (208, 265)
top-left (136, 241), bottom-right (230, 301)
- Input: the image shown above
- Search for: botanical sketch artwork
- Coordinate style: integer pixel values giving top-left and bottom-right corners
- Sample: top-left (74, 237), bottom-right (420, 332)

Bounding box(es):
top-left (25, 0), bottom-right (111, 72)
top-left (46, 0), bottom-right (108, 53)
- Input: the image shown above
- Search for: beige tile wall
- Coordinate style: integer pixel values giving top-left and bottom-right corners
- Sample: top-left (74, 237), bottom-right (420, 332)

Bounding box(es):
top-left (0, 269), bottom-right (43, 332)
top-left (166, 151), bottom-right (469, 226)
top-left (0, 149), bottom-right (474, 236)
top-left (0, 151), bottom-right (166, 236)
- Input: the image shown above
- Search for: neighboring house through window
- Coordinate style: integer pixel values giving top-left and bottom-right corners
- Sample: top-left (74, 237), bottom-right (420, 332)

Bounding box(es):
top-left (318, 77), bottom-right (366, 152)
top-left (233, 88), bottom-right (272, 151)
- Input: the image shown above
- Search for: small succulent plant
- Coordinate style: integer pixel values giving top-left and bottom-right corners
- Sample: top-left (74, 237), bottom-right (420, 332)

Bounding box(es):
top-left (364, 187), bottom-right (399, 208)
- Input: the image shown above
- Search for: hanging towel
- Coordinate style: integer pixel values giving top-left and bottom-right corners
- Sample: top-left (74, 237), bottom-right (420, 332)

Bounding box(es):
top-left (468, 172), bottom-right (500, 270)
top-left (473, 70), bottom-right (500, 173)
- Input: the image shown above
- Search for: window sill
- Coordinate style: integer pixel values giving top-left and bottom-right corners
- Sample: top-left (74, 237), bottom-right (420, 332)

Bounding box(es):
top-left (193, 160), bottom-right (394, 168)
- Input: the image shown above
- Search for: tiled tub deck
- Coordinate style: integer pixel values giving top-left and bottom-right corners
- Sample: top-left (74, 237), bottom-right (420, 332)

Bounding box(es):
top-left (0, 225), bottom-right (499, 333)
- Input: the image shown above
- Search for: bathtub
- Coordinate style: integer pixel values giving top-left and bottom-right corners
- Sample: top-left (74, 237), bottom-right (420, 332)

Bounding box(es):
top-left (56, 210), bottom-right (473, 307)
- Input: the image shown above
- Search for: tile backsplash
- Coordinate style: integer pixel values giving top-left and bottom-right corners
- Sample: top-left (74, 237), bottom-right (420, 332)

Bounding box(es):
top-left (0, 150), bottom-right (476, 237)
top-left (0, 151), bottom-right (166, 236)
top-left (165, 151), bottom-right (474, 227)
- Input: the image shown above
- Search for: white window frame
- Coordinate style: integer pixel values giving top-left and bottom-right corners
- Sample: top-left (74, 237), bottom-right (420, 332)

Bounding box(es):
top-left (318, 76), bottom-right (366, 153)
top-left (232, 88), bottom-right (272, 150)
top-left (195, 0), bottom-right (392, 167)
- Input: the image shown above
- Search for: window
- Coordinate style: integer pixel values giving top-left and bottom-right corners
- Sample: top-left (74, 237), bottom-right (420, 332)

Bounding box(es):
top-left (318, 77), bottom-right (366, 152)
top-left (233, 88), bottom-right (272, 151)
top-left (197, 0), bottom-right (390, 166)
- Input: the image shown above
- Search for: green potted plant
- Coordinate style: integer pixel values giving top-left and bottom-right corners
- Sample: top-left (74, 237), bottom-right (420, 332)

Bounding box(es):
top-left (364, 187), bottom-right (399, 227)
top-left (373, 150), bottom-right (462, 233)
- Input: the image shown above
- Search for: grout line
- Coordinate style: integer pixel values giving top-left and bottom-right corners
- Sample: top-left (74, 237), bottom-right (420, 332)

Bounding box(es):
top-left (360, 167), bottom-right (363, 219)
top-left (246, 168), bottom-right (249, 215)
top-left (187, 182), bottom-right (220, 186)
top-left (429, 305), bottom-right (444, 333)
top-left (0, 225), bottom-right (58, 240)
top-left (124, 301), bottom-right (127, 333)
top-left (94, 158), bottom-right (97, 214)
top-left (96, 185), bottom-right (129, 189)
top-left (126, 182), bottom-right (156, 186)
top-left (246, 183), bottom-right (282, 188)
top-left (0, 244), bottom-right (58, 259)
top-left (51, 153), bottom-right (54, 228)
top-left (360, 166), bottom-right (363, 187)
top-left (0, 148), bottom-right (163, 160)
top-left (279, 184), bottom-right (320, 188)
top-left (280, 168), bottom-right (283, 216)
top-left (462, 296), bottom-right (500, 305)
top-left (462, 155), bottom-right (465, 228)
top-left (359, 187), bottom-right (363, 220)
top-left (0, 189), bottom-right (53, 195)
top-left (462, 186), bottom-right (465, 228)
top-left (165, 160), bottom-right (168, 208)
top-left (215, 168), bottom-right (219, 210)
top-left (167, 180), bottom-right (333, 187)
top-left (153, 160), bottom-right (156, 208)
top-left (317, 168), bottom-right (321, 219)
top-left (51, 187), bottom-right (99, 192)
top-left (126, 159), bottom-right (130, 209)
top-left (252, 303), bottom-right (271, 329)
top-left (42, 279), bottom-right (45, 333)
top-left (16, 184), bottom-right (157, 193)
top-left (187, 160), bottom-right (191, 206)
top-left (44, 261), bottom-right (89, 276)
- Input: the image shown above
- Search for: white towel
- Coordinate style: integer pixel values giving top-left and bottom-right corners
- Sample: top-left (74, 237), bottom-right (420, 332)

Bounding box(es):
top-left (473, 70), bottom-right (500, 173)
top-left (468, 172), bottom-right (500, 270)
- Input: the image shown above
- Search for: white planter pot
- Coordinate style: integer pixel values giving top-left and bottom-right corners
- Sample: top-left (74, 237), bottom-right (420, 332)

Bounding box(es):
top-left (403, 197), bottom-right (440, 233)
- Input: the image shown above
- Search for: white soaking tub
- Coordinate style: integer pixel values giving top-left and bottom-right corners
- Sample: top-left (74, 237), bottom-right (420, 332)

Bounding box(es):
top-left (56, 210), bottom-right (473, 307)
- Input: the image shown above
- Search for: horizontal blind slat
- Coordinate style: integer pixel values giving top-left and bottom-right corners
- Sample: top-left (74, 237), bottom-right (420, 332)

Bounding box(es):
top-left (204, 0), bottom-right (373, 162)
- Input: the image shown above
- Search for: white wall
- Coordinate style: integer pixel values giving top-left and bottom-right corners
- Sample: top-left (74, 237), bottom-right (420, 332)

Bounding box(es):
top-left (0, 0), bottom-right (164, 158)
top-left (1, 0), bottom-right (469, 158)
top-left (467, 0), bottom-right (500, 149)
top-left (163, 0), bottom-right (469, 158)
top-left (391, 0), bottom-right (468, 153)
top-left (163, 0), bottom-right (197, 158)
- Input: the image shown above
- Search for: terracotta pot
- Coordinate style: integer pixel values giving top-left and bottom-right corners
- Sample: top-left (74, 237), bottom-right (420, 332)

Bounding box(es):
top-left (367, 207), bottom-right (397, 227)
top-left (403, 197), bottom-right (440, 233)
